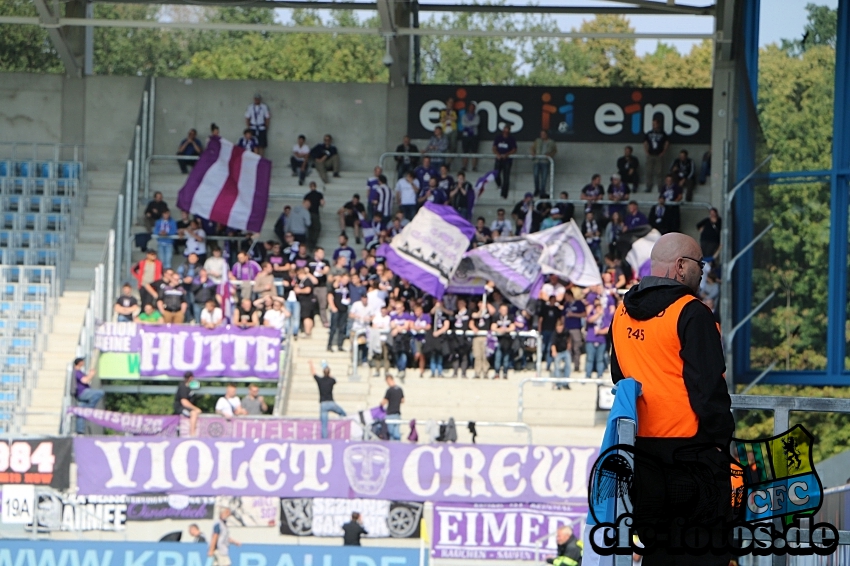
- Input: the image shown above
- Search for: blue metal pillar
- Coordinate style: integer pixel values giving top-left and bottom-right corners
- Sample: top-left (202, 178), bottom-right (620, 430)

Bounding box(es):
top-left (826, 0), bottom-right (850, 379)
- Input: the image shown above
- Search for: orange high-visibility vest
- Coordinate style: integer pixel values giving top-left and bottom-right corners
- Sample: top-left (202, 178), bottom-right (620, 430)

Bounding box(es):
top-left (612, 294), bottom-right (700, 438)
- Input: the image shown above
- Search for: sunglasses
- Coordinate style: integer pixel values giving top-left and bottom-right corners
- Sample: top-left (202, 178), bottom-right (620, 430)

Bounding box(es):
top-left (681, 256), bottom-right (706, 271)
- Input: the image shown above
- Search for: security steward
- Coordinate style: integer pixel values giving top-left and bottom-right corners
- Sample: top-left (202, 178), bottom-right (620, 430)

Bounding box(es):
top-left (547, 526), bottom-right (582, 566)
top-left (610, 233), bottom-right (734, 565)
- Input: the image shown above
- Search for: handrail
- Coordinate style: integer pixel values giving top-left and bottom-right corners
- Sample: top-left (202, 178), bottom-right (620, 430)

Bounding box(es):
top-left (274, 326), bottom-right (295, 416)
top-left (378, 151), bottom-right (556, 199)
top-left (517, 377), bottom-right (607, 422)
top-left (382, 418), bottom-right (533, 444)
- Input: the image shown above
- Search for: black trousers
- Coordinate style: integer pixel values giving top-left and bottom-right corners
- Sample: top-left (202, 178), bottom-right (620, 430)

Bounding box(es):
top-left (495, 158), bottom-right (513, 198)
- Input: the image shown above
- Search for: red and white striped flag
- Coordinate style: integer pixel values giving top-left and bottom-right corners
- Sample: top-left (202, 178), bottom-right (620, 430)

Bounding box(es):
top-left (177, 136), bottom-right (272, 233)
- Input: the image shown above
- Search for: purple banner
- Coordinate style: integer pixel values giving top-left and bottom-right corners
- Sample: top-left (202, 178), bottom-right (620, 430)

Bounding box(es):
top-left (379, 202), bottom-right (475, 299)
top-left (186, 416), bottom-right (352, 440)
top-left (95, 323), bottom-right (281, 379)
top-left (68, 408), bottom-right (180, 436)
top-left (74, 439), bottom-right (596, 504)
top-left (431, 502), bottom-right (587, 561)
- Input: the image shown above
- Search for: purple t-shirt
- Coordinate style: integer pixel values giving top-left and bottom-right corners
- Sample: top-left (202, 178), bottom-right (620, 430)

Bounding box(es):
top-left (586, 306), bottom-right (613, 344)
top-left (626, 212), bottom-right (649, 229)
top-left (390, 312), bottom-right (412, 332)
top-left (333, 246), bottom-right (357, 267)
top-left (412, 314), bottom-right (432, 340)
top-left (565, 300), bottom-right (585, 330)
top-left (660, 184), bottom-right (683, 202)
top-left (75, 369), bottom-right (88, 398)
top-left (231, 260), bottom-right (261, 281)
top-left (493, 135), bottom-right (517, 156)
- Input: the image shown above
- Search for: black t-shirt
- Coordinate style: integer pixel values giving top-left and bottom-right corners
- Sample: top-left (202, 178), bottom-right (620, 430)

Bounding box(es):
top-left (342, 521), bottom-right (368, 546)
top-left (308, 260), bottom-right (328, 286)
top-left (474, 313), bottom-right (491, 331)
top-left (384, 385), bottom-right (404, 415)
top-left (310, 143), bottom-right (338, 160)
top-left (344, 201), bottom-right (366, 216)
top-left (173, 382), bottom-right (194, 415)
top-left (235, 305), bottom-right (258, 324)
top-left (314, 375), bottom-right (336, 402)
top-left (645, 130), bottom-right (669, 156)
top-left (116, 295), bottom-right (138, 309)
top-left (333, 285), bottom-right (351, 310)
top-left (553, 330), bottom-right (570, 353)
top-left (697, 217), bottom-right (722, 245)
top-left (160, 284), bottom-right (186, 312)
top-left (304, 190), bottom-right (324, 213)
top-left (453, 310), bottom-right (470, 332)
top-left (145, 201), bottom-right (169, 220)
top-left (540, 304), bottom-right (562, 332)
top-left (296, 278), bottom-right (314, 301)
top-left (398, 285), bottom-right (421, 304)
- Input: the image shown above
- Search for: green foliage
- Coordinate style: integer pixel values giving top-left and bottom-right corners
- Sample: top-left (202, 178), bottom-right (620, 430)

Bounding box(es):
top-left (0, 0), bottom-right (62, 73)
top-left (781, 3), bottom-right (837, 54)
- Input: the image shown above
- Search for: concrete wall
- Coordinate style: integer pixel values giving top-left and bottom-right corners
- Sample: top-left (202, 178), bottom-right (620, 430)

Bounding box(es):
top-left (0, 73), bottom-right (64, 144)
top-left (83, 76), bottom-right (146, 170)
top-left (153, 78), bottom-right (389, 169)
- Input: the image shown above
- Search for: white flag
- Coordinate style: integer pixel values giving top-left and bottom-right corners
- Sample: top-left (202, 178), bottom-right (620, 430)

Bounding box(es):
top-left (526, 219), bottom-right (603, 287)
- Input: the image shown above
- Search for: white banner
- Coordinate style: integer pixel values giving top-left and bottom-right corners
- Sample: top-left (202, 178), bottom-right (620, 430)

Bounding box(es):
top-left (526, 219), bottom-right (603, 287)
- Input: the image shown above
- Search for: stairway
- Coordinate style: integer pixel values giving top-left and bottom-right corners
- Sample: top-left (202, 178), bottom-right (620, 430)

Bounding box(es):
top-left (20, 171), bottom-right (122, 435)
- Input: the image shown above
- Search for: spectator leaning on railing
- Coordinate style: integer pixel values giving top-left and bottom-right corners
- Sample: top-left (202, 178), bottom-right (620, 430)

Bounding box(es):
top-left (73, 357), bottom-right (104, 435)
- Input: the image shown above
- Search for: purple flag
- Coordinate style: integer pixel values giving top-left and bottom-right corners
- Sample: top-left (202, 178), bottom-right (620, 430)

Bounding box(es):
top-left (378, 202), bottom-right (474, 298)
top-left (68, 407), bottom-right (180, 436)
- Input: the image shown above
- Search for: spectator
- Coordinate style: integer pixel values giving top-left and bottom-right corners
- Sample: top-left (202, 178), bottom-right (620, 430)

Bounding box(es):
top-left (191, 270), bottom-right (217, 323)
top-left (154, 209), bottom-right (178, 269)
top-left (381, 374), bottom-right (404, 441)
top-left (366, 165), bottom-right (383, 218)
top-left (178, 253), bottom-right (202, 320)
top-left (538, 295), bottom-right (562, 372)
top-left (389, 302), bottom-right (411, 378)
top-left (491, 304), bottom-right (515, 380)
top-left (245, 93), bottom-right (270, 157)
top-left (338, 195), bottom-right (365, 244)
top-left (328, 273), bottom-right (351, 352)
top-left (649, 196), bottom-right (673, 234)
top-left (643, 117), bottom-right (669, 193)
top-left (470, 300), bottom-right (491, 379)
top-left (242, 383), bottom-right (268, 415)
top-left (174, 210), bottom-right (192, 256)
top-left (607, 174), bottom-right (630, 219)
top-left (304, 182), bottom-right (325, 249)
top-left (309, 248), bottom-right (331, 328)
top-left (414, 156), bottom-right (438, 191)
top-left (230, 252), bottom-right (261, 300)
top-left (473, 216), bottom-right (493, 246)
top-left (511, 192), bottom-right (535, 235)
top-left (418, 177), bottom-right (447, 207)
top-left (493, 125), bottom-right (518, 199)
top-left (449, 171), bottom-right (472, 220)
top-left (605, 211), bottom-right (626, 258)
top-left (582, 211), bottom-right (603, 267)
top-left (177, 129), bottom-right (203, 174)
top-left (554, 191), bottom-right (576, 223)
top-left (174, 371), bottom-right (201, 436)
top-left (311, 360), bottom-right (345, 439)
top-left (424, 126), bottom-right (449, 167)
top-left (237, 128), bottom-right (258, 154)
top-left (660, 173), bottom-right (683, 231)
top-left (540, 273), bottom-right (566, 303)
top-left (550, 318), bottom-right (572, 380)
top-left (449, 299), bottom-right (471, 378)
top-left (585, 296), bottom-right (611, 380)
top-left (253, 262), bottom-right (277, 305)
top-left (73, 357), bottom-right (104, 434)
top-left (395, 170), bottom-right (419, 221)
top-left (208, 508), bottom-right (240, 566)
top-left (349, 294), bottom-right (374, 367)
top-left (203, 247), bottom-right (227, 285)
top-left (531, 130), bottom-right (557, 197)
top-left (333, 234), bottom-right (357, 269)
top-left (342, 512), bottom-right (368, 546)
top-left (580, 174), bottom-right (604, 220)
top-left (410, 303), bottom-right (432, 378)
top-left (288, 200), bottom-right (312, 244)
top-left (209, 123), bottom-right (220, 138)
top-left (311, 134), bottom-right (340, 183)
top-left (263, 298), bottom-right (290, 336)
top-left (215, 384), bottom-right (247, 418)
top-left (372, 174), bottom-right (394, 225)
top-left (545, 526), bottom-right (582, 566)
top-left (136, 302), bottom-right (164, 325)
top-left (291, 135), bottom-right (311, 185)
top-left (114, 284), bottom-right (139, 322)
top-left (144, 192), bottom-right (169, 233)
top-left (189, 524), bottom-right (206, 543)
top-left (460, 102), bottom-right (481, 171)
top-left (295, 266), bottom-right (317, 337)
top-left (564, 289), bottom-right (586, 374)
top-left (624, 200), bottom-right (649, 231)
top-left (697, 208), bottom-right (722, 259)
top-left (670, 149), bottom-right (696, 201)
top-left (274, 205), bottom-right (291, 245)
top-left (200, 298), bottom-right (224, 329)
top-left (184, 219), bottom-right (207, 262)
top-left (233, 298), bottom-right (261, 328)
top-left (616, 145), bottom-right (640, 192)
top-left (394, 135), bottom-right (420, 180)
top-left (157, 271), bottom-right (188, 324)
top-left (425, 302), bottom-right (450, 378)
top-left (540, 207), bottom-right (561, 231)
top-left (440, 96), bottom-right (459, 162)
top-left (490, 208), bottom-right (511, 235)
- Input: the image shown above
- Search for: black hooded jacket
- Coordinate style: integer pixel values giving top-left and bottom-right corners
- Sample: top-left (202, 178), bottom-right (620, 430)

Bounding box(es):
top-left (610, 276), bottom-right (733, 445)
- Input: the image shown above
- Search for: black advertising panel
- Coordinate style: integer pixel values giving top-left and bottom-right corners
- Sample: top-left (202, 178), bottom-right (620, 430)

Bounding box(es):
top-left (407, 85), bottom-right (713, 143)
top-left (0, 438), bottom-right (72, 490)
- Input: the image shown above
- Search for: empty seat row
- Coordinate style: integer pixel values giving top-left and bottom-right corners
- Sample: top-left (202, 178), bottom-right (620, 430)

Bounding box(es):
top-left (0, 161), bottom-right (81, 179)
top-left (0, 177), bottom-right (79, 197)
top-left (1, 195), bottom-right (74, 214)
top-left (0, 300), bottom-right (48, 319)
top-left (0, 231), bottom-right (66, 249)
top-left (0, 266), bottom-right (57, 286)
top-left (0, 317), bottom-right (45, 338)
top-left (1, 212), bottom-right (71, 232)
top-left (0, 282), bottom-right (55, 302)
top-left (0, 248), bottom-right (61, 267)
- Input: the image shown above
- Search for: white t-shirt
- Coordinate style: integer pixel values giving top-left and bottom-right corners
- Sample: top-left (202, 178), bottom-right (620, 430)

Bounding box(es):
top-left (185, 229), bottom-right (207, 256)
top-left (215, 396), bottom-right (241, 417)
top-left (395, 178), bottom-right (420, 206)
top-left (367, 289), bottom-right (384, 314)
top-left (541, 283), bottom-right (566, 301)
top-left (371, 313), bottom-right (391, 342)
top-left (200, 307), bottom-right (223, 327)
top-left (245, 103), bottom-right (270, 129)
top-left (204, 256), bottom-right (228, 284)
top-left (264, 309), bottom-right (288, 330)
top-left (349, 301), bottom-right (373, 333)
top-left (292, 143), bottom-right (310, 161)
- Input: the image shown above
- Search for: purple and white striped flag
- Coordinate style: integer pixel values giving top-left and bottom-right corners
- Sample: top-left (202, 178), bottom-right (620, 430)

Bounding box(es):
top-left (625, 228), bottom-right (662, 280)
top-left (469, 170), bottom-right (498, 214)
top-left (177, 136), bottom-right (272, 233)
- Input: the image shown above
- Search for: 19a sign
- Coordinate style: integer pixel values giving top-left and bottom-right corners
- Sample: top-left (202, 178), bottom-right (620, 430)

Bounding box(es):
top-left (2, 485), bottom-right (34, 524)
top-left (0, 439), bottom-right (72, 490)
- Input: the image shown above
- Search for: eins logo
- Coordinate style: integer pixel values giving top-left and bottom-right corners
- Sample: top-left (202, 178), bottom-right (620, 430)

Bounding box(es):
top-left (594, 90), bottom-right (701, 137)
top-left (418, 87), bottom-right (524, 134)
top-left (541, 92), bottom-right (574, 135)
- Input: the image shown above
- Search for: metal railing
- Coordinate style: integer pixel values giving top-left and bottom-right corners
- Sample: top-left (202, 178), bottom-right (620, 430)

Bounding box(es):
top-left (383, 417), bottom-right (533, 444)
top-left (517, 377), bottom-right (607, 422)
top-left (378, 151), bottom-right (556, 198)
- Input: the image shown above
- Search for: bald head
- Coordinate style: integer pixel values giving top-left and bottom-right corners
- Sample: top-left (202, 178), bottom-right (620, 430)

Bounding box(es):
top-left (650, 233), bottom-right (704, 292)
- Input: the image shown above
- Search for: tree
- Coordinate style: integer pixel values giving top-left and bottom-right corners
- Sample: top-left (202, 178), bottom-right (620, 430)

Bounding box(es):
top-left (638, 40), bottom-right (712, 88)
top-left (0, 0), bottom-right (62, 73)
top-left (781, 3), bottom-right (837, 54)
